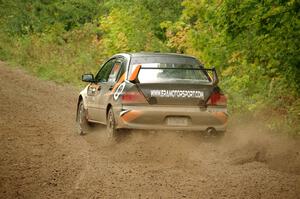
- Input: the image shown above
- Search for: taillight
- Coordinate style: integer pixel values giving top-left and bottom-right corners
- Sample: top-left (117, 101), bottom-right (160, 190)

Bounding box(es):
top-left (121, 91), bottom-right (147, 104)
top-left (207, 92), bottom-right (227, 106)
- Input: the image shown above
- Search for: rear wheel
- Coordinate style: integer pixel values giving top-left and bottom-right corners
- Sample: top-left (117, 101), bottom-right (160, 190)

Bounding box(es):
top-left (106, 107), bottom-right (118, 139)
top-left (76, 100), bottom-right (93, 135)
top-left (106, 107), bottom-right (131, 142)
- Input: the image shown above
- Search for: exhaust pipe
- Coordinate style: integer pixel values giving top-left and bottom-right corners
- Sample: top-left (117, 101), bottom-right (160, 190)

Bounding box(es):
top-left (204, 127), bottom-right (217, 136)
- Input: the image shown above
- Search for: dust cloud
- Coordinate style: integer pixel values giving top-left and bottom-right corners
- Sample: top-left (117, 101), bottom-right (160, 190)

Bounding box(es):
top-left (88, 119), bottom-right (300, 176)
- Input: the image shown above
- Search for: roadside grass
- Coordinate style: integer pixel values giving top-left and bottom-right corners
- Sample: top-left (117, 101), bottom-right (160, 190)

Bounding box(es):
top-left (0, 26), bottom-right (103, 87)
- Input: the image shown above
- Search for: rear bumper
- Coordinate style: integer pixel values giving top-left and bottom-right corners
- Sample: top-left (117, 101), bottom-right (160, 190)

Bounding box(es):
top-left (116, 105), bottom-right (228, 132)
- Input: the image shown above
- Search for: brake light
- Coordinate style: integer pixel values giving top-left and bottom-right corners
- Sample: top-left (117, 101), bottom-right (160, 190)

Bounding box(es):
top-left (207, 92), bottom-right (227, 106)
top-left (121, 91), bottom-right (146, 104)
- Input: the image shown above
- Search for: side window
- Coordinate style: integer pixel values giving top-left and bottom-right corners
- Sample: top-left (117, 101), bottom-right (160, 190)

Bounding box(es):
top-left (108, 58), bottom-right (127, 83)
top-left (108, 62), bottom-right (122, 82)
top-left (95, 59), bottom-right (115, 82)
top-left (117, 61), bottom-right (126, 81)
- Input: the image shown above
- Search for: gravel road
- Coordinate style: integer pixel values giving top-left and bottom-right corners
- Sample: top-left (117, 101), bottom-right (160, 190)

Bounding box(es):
top-left (0, 62), bottom-right (299, 199)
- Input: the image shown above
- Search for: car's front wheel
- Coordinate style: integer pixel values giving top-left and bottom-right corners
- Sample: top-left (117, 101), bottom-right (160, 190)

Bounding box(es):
top-left (76, 100), bottom-right (93, 135)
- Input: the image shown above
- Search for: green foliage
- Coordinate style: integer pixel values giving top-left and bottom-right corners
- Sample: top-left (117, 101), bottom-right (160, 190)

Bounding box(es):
top-left (98, 0), bottom-right (182, 55)
top-left (99, 6), bottom-right (167, 56)
top-left (0, 0), bottom-right (182, 84)
top-left (0, 0), bottom-right (103, 35)
top-left (0, 23), bottom-right (102, 86)
top-left (164, 0), bottom-right (300, 134)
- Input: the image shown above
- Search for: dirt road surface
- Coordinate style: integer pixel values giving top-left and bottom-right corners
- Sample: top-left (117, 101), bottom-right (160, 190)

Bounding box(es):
top-left (0, 62), bottom-right (299, 199)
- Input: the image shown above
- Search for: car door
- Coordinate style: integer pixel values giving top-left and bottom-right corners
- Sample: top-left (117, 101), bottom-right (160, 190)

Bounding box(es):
top-left (87, 57), bottom-right (126, 123)
top-left (86, 58), bottom-right (116, 123)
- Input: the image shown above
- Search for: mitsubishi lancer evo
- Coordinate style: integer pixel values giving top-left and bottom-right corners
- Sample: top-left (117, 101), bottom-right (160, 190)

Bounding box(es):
top-left (76, 53), bottom-right (228, 138)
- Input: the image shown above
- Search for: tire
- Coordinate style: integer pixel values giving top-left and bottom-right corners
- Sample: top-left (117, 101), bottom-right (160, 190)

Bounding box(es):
top-left (106, 107), bottom-right (118, 140)
top-left (76, 100), bottom-right (93, 135)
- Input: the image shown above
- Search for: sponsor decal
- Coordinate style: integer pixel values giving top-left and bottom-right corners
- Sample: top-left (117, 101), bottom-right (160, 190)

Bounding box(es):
top-left (150, 90), bottom-right (204, 99)
top-left (113, 82), bottom-right (126, 100)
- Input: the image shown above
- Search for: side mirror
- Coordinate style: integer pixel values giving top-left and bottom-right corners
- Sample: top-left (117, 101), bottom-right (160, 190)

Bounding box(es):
top-left (82, 73), bottom-right (94, 83)
top-left (211, 67), bottom-right (219, 86)
top-left (129, 64), bottom-right (141, 83)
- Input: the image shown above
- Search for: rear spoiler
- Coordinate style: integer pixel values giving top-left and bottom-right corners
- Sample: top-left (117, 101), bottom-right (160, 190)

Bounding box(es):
top-left (129, 65), bottom-right (219, 86)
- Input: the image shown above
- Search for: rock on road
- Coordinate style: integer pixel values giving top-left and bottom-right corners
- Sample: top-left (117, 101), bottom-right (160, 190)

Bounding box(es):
top-left (0, 62), bottom-right (299, 199)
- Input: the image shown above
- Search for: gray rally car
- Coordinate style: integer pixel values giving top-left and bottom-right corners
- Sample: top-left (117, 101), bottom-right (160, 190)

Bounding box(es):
top-left (76, 53), bottom-right (228, 138)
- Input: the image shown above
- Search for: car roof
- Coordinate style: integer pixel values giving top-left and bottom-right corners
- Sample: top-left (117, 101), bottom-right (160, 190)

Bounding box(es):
top-left (127, 52), bottom-right (197, 59)
top-left (114, 52), bottom-right (195, 58)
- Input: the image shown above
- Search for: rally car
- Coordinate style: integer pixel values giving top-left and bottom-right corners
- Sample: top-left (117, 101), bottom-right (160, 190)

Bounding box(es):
top-left (76, 53), bottom-right (228, 138)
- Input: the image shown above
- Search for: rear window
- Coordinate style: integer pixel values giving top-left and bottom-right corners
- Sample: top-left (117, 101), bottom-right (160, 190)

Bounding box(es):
top-left (129, 56), bottom-right (210, 83)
